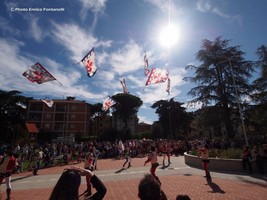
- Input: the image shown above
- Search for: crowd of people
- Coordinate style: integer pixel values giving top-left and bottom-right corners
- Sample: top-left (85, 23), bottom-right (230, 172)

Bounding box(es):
top-left (1, 137), bottom-right (267, 199)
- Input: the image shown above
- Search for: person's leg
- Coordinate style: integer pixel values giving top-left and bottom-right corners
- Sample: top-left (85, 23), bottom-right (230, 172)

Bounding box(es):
top-left (167, 153), bottom-right (171, 164)
top-left (5, 176), bottom-right (11, 199)
top-left (123, 157), bottom-right (128, 168)
top-left (162, 153), bottom-right (166, 166)
top-left (85, 174), bottom-right (92, 196)
top-left (150, 165), bottom-right (161, 184)
top-left (203, 162), bottom-right (211, 178)
top-left (33, 161), bottom-right (40, 175)
top-left (242, 159), bottom-right (246, 170)
top-left (128, 156), bottom-right (131, 168)
top-left (248, 161), bottom-right (253, 173)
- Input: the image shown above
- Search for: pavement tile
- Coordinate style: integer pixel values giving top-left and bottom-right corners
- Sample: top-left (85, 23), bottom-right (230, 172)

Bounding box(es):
top-left (1, 156), bottom-right (267, 200)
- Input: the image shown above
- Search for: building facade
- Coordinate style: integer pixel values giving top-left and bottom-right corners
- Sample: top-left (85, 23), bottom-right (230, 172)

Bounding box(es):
top-left (25, 98), bottom-right (92, 139)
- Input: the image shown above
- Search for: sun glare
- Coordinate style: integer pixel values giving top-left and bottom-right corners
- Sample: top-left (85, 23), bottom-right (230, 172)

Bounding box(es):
top-left (159, 24), bottom-right (179, 48)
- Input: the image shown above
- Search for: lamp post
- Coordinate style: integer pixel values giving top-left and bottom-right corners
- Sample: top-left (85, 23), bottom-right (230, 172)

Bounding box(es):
top-left (228, 59), bottom-right (248, 146)
top-left (168, 108), bottom-right (172, 139)
top-left (217, 56), bottom-right (248, 145)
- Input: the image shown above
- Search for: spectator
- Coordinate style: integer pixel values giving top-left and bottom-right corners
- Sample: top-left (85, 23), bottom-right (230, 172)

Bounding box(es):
top-left (241, 145), bottom-right (253, 173)
top-left (49, 167), bottom-right (106, 200)
top-left (0, 148), bottom-right (18, 200)
top-left (176, 194), bottom-right (191, 200)
top-left (138, 174), bottom-right (167, 200)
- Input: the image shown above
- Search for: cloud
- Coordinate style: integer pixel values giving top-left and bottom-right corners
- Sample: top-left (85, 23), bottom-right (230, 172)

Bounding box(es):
top-left (196, 0), bottom-right (241, 25)
top-left (0, 16), bottom-right (20, 36)
top-left (138, 115), bottom-right (153, 125)
top-left (144, 0), bottom-right (180, 16)
top-left (79, 0), bottom-right (107, 25)
top-left (79, 0), bottom-right (107, 14)
top-left (0, 37), bottom-right (108, 103)
top-left (109, 40), bottom-right (144, 75)
top-left (29, 17), bottom-right (43, 42)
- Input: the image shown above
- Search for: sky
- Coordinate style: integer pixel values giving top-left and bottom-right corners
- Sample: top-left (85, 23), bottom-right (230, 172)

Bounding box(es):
top-left (0, 0), bottom-right (266, 125)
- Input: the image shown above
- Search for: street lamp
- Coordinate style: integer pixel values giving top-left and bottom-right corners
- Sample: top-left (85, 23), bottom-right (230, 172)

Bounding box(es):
top-left (168, 108), bottom-right (172, 138)
top-left (228, 59), bottom-right (248, 146)
top-left (217, 56), bottom-right (248, 145)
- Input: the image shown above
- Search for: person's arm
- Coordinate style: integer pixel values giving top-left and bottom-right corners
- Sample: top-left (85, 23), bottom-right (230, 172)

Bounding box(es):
top-left (89, 174), bottom-right (107, 200)
top-left (73, 167), bottom-right (106, 200)
top-left (144, 153), bottom-right (152, 166)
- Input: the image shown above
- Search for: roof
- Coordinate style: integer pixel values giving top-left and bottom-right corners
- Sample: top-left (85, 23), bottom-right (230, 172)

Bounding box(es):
top-left (26, 123), bottom-right (39, 133)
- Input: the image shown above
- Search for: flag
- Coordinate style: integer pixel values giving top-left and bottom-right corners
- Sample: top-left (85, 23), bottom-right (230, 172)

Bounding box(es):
top-left (102, 96), bottom-right (116, 111)
top-left (144, 53), bottom-right (150, 76)
top-left (22, 62), bottom-right (57, 84)
top-left (42, 99), bottom-right (54, 108)
top-left (145, 68), bottom-right (169, 86)
top-left (81, 48), bottom-right (97, 77)
top-left (120, 78), bottom-right (129, 94)
top-left (166, 78), bottom-right (171, 95)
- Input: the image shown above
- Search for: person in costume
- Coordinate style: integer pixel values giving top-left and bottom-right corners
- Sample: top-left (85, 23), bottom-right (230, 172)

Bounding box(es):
top-left (144, 146), bottom-right (161, 184)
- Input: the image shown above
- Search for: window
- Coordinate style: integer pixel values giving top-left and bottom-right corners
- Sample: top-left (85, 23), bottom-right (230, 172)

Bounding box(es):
top-left (71, 105), bottom-right (77, 110)
top-left (70, 124), bottom-right (76, 129)
top-left (44, 123), bottom-right (51, 128)
top-left (46, 114), bottom-right (51, 119)
top-left (71, 114), bottom-right (76, 119)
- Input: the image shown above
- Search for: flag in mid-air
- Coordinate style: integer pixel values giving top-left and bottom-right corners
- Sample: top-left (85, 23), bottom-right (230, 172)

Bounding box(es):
top-left (145, 68), bottom-right (169, 86)
top-left (22, 62), bottom-right (57, 84)
top-left (120, 78), bottom-right (129, 94)
top-left (42, 99), bottom-right (54, 108)
top-left (102, 96), bottom-right (116, 111)
top-left (81, 48), bottom-right (97, 77)
top-left (144, 53), bottom-right (150, 76)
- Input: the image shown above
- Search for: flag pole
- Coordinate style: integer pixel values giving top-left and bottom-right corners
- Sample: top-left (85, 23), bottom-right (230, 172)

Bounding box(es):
top-left (56, 79), bottom-right (63, 86)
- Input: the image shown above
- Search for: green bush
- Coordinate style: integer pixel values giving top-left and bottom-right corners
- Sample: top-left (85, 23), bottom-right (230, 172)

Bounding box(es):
top-left (189, 148), bottom-right (243, 159)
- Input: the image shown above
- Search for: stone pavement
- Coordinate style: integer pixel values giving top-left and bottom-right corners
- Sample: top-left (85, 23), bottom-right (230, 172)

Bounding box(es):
top-left (0, 155), bottom-right (267, 200)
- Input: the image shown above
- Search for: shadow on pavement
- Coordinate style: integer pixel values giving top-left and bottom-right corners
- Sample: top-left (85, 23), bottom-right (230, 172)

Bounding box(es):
top-left (236, 176), bottom-right (267, 187)
top-left (206, 179), bottom-right (225, 194)
top-left (115, 168), bottom-right (126, 173)
top-left (11, 174), bottom-right (33, 183)
top-left (160, 164), bottom-right (169, 170)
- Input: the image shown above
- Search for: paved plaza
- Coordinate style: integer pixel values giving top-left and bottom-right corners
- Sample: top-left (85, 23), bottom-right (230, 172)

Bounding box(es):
top-left (0, 156), bottom-right (267, 200)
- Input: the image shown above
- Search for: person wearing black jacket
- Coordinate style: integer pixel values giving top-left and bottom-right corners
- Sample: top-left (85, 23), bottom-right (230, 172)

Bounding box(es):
top-left (49, 166), bottom-right (106, 200)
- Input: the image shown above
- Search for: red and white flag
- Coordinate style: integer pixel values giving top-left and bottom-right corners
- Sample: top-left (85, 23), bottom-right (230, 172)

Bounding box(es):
top-left (42, 99), bottom-right (54, 108)
top-left (145, 68), bottom-right (169, 86)
top-left (81, 48), bottom-right (97, 77)
top-left (120, 78), bottom-right (129, 94)
top-left (144, 53), bottom-right (150, 76)
top-left (22, 62), bottom-right (57, 84)
top-left (102, 96), bottom-right (116, 111)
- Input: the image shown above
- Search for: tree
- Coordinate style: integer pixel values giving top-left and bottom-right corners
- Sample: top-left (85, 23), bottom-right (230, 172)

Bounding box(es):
top-left (90, 103), bottom-right (110, 138)
top-left (111, 93), bottom-right (143, 130)
top-left (252, 45), bottom-right (267, 103)
top-left (183, 37), bottom-right (254, 139)
top-left (0, 90), bottom-right (30, 144)
top-left (151, 98), bottom-right (192, 138)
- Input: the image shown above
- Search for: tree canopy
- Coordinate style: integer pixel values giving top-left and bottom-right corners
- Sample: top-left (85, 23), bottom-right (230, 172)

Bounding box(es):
top-left (183, 37), bottom-right (255, 138)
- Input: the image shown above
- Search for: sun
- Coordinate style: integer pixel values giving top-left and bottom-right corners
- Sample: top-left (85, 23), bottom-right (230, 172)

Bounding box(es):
top-left (159, 23), bottom-right (179, 48)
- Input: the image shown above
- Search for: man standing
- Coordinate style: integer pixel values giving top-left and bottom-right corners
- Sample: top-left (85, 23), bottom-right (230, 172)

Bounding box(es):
top-left (33, 147), bottom-right (44, 175)
top-left (144, 146), bottom-right (161, 184)
top-left (122, 146), bottom-right (132, 169)
top-left (198, 144), bottom-right (211, 179)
